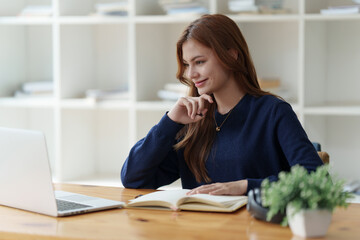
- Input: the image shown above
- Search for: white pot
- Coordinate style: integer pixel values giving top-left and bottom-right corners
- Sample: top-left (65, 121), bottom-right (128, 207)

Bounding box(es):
top-left (286, 204), bottom-right (332, 238)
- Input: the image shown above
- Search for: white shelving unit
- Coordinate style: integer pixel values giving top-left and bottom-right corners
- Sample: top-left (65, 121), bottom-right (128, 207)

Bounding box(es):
top-left (1, 0), bottom-right (359, 186)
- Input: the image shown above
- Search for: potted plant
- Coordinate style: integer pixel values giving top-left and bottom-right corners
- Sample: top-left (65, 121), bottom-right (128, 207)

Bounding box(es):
top-left (261, 165), bottom-right (353, 238)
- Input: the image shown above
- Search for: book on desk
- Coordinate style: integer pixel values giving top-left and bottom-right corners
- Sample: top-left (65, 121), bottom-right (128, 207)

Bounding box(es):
top-left (126, 189), bottom-right (248, 212)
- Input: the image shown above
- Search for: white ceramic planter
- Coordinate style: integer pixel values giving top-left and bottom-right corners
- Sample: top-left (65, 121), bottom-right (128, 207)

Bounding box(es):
top-left (286, 205), bottom-right (332, 238)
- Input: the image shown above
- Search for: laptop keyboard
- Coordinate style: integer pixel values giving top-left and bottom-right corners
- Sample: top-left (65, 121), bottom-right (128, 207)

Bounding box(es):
top-left (56, 199), bottom-right (92, 211)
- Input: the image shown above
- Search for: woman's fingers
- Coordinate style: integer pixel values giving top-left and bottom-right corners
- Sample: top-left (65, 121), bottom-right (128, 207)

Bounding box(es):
top-left (187, 180), bottom-right (247, 196)
top-left (181, 96), bottom-right (209, 119)
top-left (198, 97), bottom-right (206, 115)
top-left (187, 183), bottom-right (219, 195)
top-left (200, 94), bottom-right (214, 104)
top-left (197, 94), bottom-right (213, 115)
top-left (188, 98), bottom-right (199, 119)
top-left (168, 94), bottom-right (213, 124)
top-left (208, 187), bottom-right (228, 195)
top-left (180, 97), bottom-right (193, 118)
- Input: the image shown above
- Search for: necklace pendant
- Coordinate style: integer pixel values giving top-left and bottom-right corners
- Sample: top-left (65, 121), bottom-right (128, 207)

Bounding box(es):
top-left (216, 127), bottom-right (221, 132)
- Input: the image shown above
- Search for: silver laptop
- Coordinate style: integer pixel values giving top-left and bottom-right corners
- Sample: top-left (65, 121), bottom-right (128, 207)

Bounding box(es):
top-left (0, 127), bottom-right (124, 217)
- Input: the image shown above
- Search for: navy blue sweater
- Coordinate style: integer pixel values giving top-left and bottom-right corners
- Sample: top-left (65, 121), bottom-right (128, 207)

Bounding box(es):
top-left (121, 94), bottom-right (323, 193)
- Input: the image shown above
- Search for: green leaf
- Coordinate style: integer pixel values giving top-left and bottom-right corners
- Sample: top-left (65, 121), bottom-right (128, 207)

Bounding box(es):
top-left (261, 165), bottom-right (352, 226)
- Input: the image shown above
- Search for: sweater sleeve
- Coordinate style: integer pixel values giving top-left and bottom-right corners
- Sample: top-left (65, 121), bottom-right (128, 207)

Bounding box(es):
top-left (246, 102), bottom-right (323, 193)
top-left (121, 113), bottom-right (184, 189)
top-left (274, 102), bottom-right (323, 170)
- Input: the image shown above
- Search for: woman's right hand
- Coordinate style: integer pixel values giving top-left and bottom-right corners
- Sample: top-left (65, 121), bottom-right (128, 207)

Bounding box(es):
top-left (167, 94), bottom-right (214, 125)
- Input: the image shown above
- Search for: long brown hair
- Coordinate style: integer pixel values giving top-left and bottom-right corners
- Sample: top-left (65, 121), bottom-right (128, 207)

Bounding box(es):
top-left (174, 14), bottom-right (272, 183)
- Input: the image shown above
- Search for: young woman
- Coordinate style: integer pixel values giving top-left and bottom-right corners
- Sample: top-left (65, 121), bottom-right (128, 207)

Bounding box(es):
top-left (121, 14), bottom-right (323, 196)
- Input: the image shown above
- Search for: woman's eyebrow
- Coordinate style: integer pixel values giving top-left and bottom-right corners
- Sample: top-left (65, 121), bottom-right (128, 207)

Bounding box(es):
top-left (183, 55), bottom-right (204, 63)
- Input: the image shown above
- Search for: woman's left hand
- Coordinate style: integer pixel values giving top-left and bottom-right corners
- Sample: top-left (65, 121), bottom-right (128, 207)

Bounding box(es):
top-left (187, 180), bottom-right (248, 196)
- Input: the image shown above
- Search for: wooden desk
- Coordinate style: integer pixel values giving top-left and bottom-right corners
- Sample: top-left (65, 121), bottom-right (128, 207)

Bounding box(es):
top-left (0, 184), bottom-right (358, 240)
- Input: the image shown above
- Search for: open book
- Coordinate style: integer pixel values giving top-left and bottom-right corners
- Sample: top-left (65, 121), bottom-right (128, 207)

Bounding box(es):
top-left (126, 189), bottom-right (248, 212)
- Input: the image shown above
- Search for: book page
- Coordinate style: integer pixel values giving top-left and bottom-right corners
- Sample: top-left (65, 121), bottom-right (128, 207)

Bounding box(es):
top-left (180, 194), bottom-right (248, 208)
top-left (127, 189), bottom-right (190, 210)
top-left (179, 198), bottom-right (248, 212)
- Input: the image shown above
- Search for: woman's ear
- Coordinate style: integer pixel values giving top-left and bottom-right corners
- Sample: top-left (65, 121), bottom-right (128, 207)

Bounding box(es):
top-left (228, 48), bottom-right (238, 60)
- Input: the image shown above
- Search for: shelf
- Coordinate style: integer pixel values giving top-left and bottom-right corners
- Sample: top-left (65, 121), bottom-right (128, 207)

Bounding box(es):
top-left (0, 97), bottom-right (55, 108)
top-left (216, 0), bottom-right (300, 15)
top-left (228, 14), bottom-right (299, 22)
top-left (134, 15), bottom-right (200, 24)
top-left (135, 23), bottom-right (185, 101)
top-left (304, 114), bottom-right (360, 182)
top-left (304, 20), bottom-right (360, 107)
top-left (60, 109), bottom-right (129, 180)
top-left (0, 106), bottom-right (55, 171)
top-left (60, 24), bottom-right (129, 99)
top-left (134, 13), bottom-right (300, 24)
top-left (136, 101), bottom-right (174, 111)
top-left (58, 16), bottom-right (129, 25)
top-left (60, 98), bottom-right (130, 110)
top-left (136, 110), bottom-right (166, 140)
top-left (305, 14), bottom-right (360, 21)
top-left (0, 16), bottom-right (53, 25)
top-left (0, 25), bottom-right (53, 99)
top-left (0, 0), bottom-right (52, 18)
top-left (304, 105), bottom-right (360, 116)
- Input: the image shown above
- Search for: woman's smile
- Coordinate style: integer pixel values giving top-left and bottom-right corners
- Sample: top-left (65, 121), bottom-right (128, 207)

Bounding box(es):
top-left (194, 78), bottom-right (208, 88)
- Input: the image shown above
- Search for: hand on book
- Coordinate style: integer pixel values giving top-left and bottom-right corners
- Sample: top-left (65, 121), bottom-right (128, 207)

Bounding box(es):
top-left (187, 180), bottom-right (248, 196)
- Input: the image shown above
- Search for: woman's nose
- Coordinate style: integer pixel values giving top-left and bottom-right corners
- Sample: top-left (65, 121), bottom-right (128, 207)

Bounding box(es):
top-left (187, 66), bottom-right (199, 79)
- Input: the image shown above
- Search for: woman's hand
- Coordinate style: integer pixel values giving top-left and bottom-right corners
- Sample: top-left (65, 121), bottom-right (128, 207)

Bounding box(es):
top-left (167, 94), bottom-right (213, 125)
top-left (187, 180), bottom-right (248, 196)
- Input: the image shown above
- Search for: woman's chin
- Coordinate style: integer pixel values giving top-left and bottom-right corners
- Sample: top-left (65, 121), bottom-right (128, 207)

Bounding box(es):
top-left (197, 88), bottom-right (211, 96)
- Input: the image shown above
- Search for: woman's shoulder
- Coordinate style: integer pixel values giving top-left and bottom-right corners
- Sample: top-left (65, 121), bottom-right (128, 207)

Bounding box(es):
top-left (246, 94), bottom-right (293, 114)
top-left (248, 94), bottom-right (288, 107)
top-left (245, 94), bottom-right (295, 121)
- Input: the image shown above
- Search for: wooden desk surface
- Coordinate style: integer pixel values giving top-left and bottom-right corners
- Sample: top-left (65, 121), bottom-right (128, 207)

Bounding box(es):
top-left (0, 183), bottom-right (359, 240)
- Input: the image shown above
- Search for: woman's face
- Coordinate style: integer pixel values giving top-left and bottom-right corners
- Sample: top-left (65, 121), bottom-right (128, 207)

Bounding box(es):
top-left (182, 39), bottom-right (234, 96)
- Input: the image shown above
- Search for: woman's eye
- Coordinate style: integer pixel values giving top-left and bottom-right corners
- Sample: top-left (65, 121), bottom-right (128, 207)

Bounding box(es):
top-left (196, 60), bottom-right (205, 65)
top-left (183, 63), bottom-right (189, 68)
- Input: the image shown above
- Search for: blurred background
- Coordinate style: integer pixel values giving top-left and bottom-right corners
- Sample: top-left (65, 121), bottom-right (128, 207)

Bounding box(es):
top-left (0, 0), bottom-right (359, 194)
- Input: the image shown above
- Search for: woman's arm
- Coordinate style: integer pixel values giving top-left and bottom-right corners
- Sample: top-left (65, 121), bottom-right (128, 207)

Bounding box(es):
top-left (121, 114), bottom-right (183, 189)
top-left (121, 94), bottom-right (214, 189)
top-left (243, 102), bottom-right (324, 193)
top-left (274, 102), bottom-right (323, 171)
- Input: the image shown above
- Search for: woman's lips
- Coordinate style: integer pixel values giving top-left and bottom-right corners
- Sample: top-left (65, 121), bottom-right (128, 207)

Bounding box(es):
top-left (194, 78), bottom-right (208, 88)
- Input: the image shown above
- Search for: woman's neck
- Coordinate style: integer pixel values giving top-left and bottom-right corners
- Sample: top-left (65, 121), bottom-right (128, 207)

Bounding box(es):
top-left (214, 81), bottom-right (245, 115)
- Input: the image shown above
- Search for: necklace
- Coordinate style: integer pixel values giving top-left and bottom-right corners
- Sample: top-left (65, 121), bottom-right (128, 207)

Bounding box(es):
top-left (214, 108), bottom-right (234, 132)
